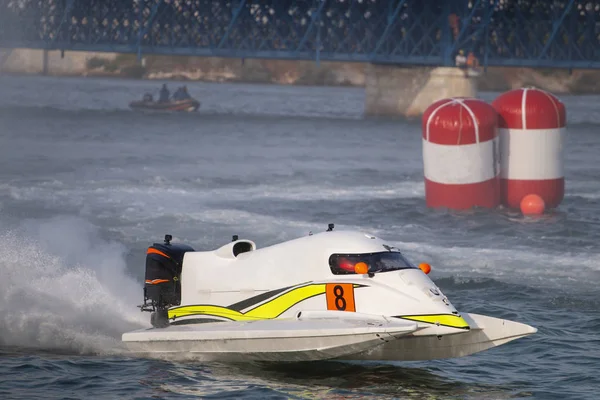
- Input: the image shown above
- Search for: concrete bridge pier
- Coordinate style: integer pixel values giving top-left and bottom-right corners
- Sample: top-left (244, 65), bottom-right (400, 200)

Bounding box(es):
top-left (0, 49), bottom-right (13, 72)
top-left (364, 64), bottom-right (478, 118)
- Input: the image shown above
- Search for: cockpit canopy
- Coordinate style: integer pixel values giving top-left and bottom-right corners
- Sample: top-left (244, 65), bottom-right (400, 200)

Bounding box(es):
top-left (329, 251), bottom-right (417, 275)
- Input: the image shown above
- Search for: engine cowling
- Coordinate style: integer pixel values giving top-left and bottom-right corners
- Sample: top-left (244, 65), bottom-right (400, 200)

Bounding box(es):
top-left (143, 237), bottom-right (194, 314)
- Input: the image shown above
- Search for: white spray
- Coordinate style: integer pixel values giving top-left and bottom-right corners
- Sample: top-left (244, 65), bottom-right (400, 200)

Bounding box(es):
top-left (0, 216), bottom-right (148, 355)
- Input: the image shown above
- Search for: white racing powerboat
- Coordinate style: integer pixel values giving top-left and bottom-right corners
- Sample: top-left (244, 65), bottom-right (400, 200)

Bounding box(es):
top-left (122, 224), bottom-right (536, 362)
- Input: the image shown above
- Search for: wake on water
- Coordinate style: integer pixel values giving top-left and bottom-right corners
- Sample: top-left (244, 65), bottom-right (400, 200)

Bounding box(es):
top-left (0, 216), bottom-right (148, 355)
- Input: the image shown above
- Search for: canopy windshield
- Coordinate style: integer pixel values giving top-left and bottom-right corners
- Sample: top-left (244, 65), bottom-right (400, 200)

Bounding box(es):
top-left (329, 251), bottom-right (417, 275)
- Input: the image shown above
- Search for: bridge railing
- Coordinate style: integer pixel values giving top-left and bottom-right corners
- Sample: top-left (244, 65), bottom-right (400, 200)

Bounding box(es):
top-left (1, 0), bottom-right (599, 69)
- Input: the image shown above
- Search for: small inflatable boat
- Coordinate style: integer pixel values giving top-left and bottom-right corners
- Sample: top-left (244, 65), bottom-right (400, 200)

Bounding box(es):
top-left (122, 225), bottom-right (537, 363)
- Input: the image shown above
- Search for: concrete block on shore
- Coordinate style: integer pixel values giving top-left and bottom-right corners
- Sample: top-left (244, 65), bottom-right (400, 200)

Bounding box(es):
top-left (364, 64), bottom-right (478, 118)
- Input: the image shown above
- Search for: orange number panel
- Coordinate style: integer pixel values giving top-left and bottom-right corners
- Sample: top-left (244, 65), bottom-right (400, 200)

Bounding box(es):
top-left (325, 283), bottom-right (356, 312)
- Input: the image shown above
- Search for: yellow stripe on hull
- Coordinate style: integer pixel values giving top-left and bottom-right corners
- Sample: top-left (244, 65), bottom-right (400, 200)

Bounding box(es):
top-left (168, 305), bottom-right (254, 321)
top-left (245, 284), bottom-right (327, 319)
top-left (400, 314), bottom-right (470, 329)
top-left (168, 284), bottom-right (328, 321)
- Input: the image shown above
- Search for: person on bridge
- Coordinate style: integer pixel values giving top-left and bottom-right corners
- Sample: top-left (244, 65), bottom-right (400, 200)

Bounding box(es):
top-left (455, 50), bottom-right (468, 77)
top-left (455, 50), bottom-right (467, 68)
top-left (467, 51), bottom-right (480, 70)
top-left (159, 84), bottom-right (170, 103)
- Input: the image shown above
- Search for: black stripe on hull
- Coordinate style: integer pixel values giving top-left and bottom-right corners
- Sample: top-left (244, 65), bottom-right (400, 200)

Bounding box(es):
top-left (227, 284), bottom-right (305, 312)
top-left (170, 318), bottom-right (225, 326)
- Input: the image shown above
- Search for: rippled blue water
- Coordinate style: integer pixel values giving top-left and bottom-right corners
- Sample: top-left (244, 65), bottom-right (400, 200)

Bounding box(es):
top-left (0, 76), bottom-right (599, 399)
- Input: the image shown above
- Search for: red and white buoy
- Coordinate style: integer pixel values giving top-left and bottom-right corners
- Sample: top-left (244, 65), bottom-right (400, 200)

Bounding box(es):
top-left (492, 88), bottom-right (566, 210)
top-left (422, 97), bottom-right (500, 210)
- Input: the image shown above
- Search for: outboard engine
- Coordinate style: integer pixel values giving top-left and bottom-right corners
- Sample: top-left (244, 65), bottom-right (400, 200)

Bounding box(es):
top-left (140, 234), bottom-right (194, 328)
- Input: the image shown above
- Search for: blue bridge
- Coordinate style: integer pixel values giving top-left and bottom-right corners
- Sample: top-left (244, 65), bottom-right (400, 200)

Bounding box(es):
top-left (1, 0), bottom-right (600, 69)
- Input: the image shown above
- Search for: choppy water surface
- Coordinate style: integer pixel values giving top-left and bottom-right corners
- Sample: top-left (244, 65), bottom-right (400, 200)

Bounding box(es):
top-left (0, 75), bottom-right (599, 399)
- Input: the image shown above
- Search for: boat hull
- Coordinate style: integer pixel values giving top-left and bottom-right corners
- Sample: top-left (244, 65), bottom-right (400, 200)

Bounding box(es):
top-left (121, 312), bottom-right (536, 363)
top-left (129, 98), bottom-right (200, 112)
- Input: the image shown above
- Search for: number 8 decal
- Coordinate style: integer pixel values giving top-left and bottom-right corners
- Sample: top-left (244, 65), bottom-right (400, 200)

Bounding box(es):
top-left (326, 283), bottom-right (356, 312)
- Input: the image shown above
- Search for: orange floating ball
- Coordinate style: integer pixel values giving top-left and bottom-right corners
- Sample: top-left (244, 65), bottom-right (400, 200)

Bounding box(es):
top-left (418, 263), bottom-right (431, 274)
top-left (520, 194), bottom-right (545, 215)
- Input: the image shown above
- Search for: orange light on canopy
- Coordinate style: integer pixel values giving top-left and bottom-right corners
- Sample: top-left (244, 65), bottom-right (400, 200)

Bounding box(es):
top-left (419, 263), bottom-right (431, 274)
top-left (354, 262), bottom-right (369, 274)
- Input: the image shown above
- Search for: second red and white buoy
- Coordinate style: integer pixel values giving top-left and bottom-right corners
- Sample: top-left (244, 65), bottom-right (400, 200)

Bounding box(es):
top-left (492, 88), bottom-right (566, 210)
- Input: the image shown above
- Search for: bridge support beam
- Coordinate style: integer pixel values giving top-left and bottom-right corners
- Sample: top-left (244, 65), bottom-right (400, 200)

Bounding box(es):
top-left (364, 64), bottom-right (478, 117)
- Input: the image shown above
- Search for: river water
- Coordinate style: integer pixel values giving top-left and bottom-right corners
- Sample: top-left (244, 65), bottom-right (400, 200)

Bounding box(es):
top-left (0, 75), bottom-right (598, 399)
